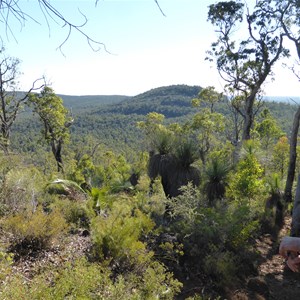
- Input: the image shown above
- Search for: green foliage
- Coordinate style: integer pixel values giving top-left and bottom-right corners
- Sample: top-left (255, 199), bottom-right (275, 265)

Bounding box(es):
top-left (204, 246), bottom-right (237, 288)
top-left (0, 251), bottom-right (13, 281)
top-left (255, 108), bottom-right (284, 150)
top-left (228, 141), bottom-right (265, 199)
top-left (91, 201), bottom-right (155, 265)
top-left (2, 208), bottom-right (68, 253)
top-left (90, 186), bottom-right (113, 213)
top-left (165, 184), bottom-right (261, 288)
top-left (29, 86), bottom-right (71, 144)
top-left (174, 139), bottom-right (199, 168)
top-left (45, 179), bottom-right (86, 200)
top-left (53, 199), bottom-right (93, 229)
top-left (192, 86), bottom-right (223, 113)
top-left (204, 157), bottom-right (231, 204)
top-left (271, 136), bottom-right (289, 178)
top-left (0, 166), bottom-right (45, 215)
top-left (0, 257), bottom-right (182, 300)
top-left (29, 86), bottom-right (73, 171)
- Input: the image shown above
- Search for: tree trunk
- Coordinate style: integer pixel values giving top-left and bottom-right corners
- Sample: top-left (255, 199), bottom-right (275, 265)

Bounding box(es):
top-left (284, 106), bottom-right (300, 202)
top-left (51, 139), bottom-right (64, 173)
top-left (291, 174), bottom-right (300, 237)
top-left (242, 94), bottom-right (255, 141)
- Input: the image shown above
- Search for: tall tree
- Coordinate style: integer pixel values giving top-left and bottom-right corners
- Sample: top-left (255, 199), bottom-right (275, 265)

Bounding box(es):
top-left (29, 86), bottom-right (73, 173)
top-left (285, 106), bottom-right (300, 202)
top-left (207, 1), bottom-right (288, 140)
top-left (0, 47), bottom-right (42, 153)
top-left (266, 0), bottom-right (300, 202)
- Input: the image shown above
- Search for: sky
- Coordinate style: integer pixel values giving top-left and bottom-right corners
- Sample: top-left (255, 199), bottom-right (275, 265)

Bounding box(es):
top-left (1, 0), bottom-right (300, 97)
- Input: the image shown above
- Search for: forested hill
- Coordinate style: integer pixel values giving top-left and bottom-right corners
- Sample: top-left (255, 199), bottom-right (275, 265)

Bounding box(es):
top-left (93, 84), bottom-right (201, 118)
top-left (11, 84), bottom-right (297, 154)
top-left (58, 94), bottom-right (129, 111)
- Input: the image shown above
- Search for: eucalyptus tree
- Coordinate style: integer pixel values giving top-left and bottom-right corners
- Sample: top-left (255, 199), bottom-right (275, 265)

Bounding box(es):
top-left (255, 108), bottom-right (283, 151)
top-left (29, 86), bottom-right (73, 173)
top-left (191, 86), bottom-right (225, 166)
top-left (207, 1), bottom-right (289, 141)
top-left (264, 0), bottom-right (300, 202)
top-left (0, 48), bottom-right (42, 153)
top-left (192, 86), bottom-right (223, 113)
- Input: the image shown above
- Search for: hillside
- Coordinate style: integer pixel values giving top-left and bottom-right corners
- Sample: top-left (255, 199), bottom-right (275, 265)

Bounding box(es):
top-left (59, 94), bottom-right (129, 111)
top-left (11, 84), bottom-right (298, 154)
top-left (96, 85), bottom-right (201, 118)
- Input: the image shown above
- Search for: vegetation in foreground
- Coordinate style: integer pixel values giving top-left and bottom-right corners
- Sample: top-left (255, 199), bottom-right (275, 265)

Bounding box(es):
top-left (0, 83), bottom-right (297, 299)
top-left (2, 0), bottom-right (300, 296)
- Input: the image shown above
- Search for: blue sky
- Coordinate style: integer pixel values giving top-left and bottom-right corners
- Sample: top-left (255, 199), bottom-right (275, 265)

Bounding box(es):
top-left (1, 0), bottom-right (300, 97)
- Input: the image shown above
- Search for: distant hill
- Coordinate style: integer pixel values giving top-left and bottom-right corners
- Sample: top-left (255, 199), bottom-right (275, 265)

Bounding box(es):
top-left (264, 96), bottom-right (300, 104)
top-left (96, 85), bottom-right (201, 118)
top-left (59, 94), bottom-right (129, 111)
top-left (11, 84), bottom-right (299, 155)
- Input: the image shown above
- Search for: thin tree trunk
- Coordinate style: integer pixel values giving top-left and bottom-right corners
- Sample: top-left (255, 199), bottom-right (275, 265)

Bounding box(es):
top-left (291, 174), bottom-right (300, 237)
top-left (242, 95), bottom-right (255, 141)
top-left (284, 106), bottom-right (300, 202)
top-left (51, 139), bottom-right (64, 173)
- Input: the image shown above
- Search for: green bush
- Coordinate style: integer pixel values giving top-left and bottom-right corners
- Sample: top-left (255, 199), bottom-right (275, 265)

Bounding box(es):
top-left (0, 251), bottom-right (13, 281)
top-left (3, 208), bottom-right (68, 253)
top-left (165, 184), bottom-right (262, 289)
top-left (91, 202), bottom-right (155, 266)
top-left (204, 246), bottom-right (238, 288)
top-left (0, 167), bottom-right (45, 215)
top-left (54, 199), bottom-right (93, 229)
top-left (227, 150), bottom-right (266, 200)
top-left (0, 258), bottom-right (182, 300)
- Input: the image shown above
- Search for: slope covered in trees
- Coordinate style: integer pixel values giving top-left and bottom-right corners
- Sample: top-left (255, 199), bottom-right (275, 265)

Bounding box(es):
top-left (10, 84), bottom-right (297, 156)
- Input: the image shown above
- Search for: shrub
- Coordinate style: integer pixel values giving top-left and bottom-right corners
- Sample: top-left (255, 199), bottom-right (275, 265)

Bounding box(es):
top-left (204, 247), bottom-right (237, 288)
top-left (165, 184), bottom-right (262, 290)
top-left (91, 203), bottom-right (155, 267)
top-left (0, 167), bottom-right (45, 215)
top-left (54, 199), bottom-right (92, 229)
top-left (0, 251), bottom-right (13, 281)
top-left (3, 208), bottom-right (68, 254)
top-left (0, 258), bottom-right (182, 300)
top-left (227, 149), bottom-right (265, 200)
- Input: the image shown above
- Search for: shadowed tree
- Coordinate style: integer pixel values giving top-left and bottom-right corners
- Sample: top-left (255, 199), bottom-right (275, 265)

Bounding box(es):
top-left (138, 114), bottom-right (201, 199)
top-left (29, 86), bottom-right (73, 173)
top-left (204, 157), bottom-right (231, 205)
top-left (165, 139), bottom-right (200, 198)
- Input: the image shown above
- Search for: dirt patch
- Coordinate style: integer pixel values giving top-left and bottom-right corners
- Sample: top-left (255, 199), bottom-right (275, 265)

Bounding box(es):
top-left (229, 216), bottom-right (300, 300)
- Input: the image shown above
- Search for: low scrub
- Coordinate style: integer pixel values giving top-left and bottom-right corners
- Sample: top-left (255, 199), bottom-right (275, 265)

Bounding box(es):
top-left (2, 208), bottom-right (68, 255)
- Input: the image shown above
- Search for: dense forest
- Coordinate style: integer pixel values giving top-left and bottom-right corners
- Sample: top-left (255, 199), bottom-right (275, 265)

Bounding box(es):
top-left (2, 0), bottom-right (300, 299)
